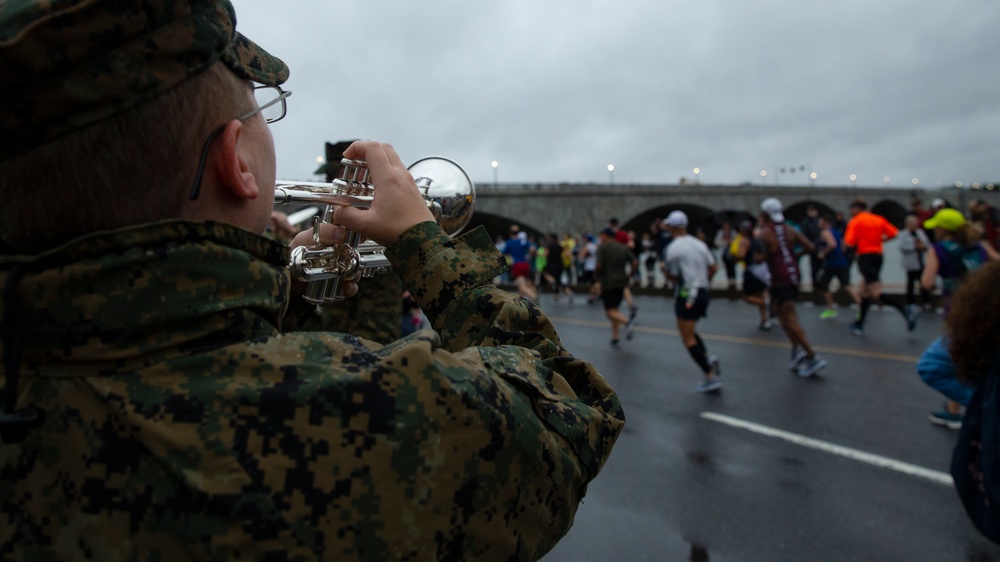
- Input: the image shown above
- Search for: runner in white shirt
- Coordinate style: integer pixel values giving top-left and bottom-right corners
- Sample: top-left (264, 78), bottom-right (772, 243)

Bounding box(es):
top-left (661, 211), bottom-right (722, 393)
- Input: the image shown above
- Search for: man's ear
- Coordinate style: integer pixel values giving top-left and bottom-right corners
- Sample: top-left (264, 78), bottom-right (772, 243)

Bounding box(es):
top-left (211, 120), bottom-right (260, 200)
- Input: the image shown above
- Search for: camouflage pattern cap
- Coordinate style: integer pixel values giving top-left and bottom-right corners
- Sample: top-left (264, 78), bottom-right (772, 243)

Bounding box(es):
top-left (0, 0), bottom-right (289, 160)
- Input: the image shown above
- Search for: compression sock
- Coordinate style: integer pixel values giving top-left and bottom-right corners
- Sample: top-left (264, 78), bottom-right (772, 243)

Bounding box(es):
top-left (858, 298), bottom-right (872, 324)
top-left (687, 339), bottom-right (713, 373)
top-left (880, 294), bottom-right (906, 315)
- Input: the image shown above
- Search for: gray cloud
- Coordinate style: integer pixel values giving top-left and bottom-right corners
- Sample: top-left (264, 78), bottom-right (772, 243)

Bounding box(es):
top-left (236, 0), bottom-right (999, 188)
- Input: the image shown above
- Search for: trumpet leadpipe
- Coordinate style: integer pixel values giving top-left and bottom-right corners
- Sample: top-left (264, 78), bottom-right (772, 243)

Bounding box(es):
top-left (273, 184), bottom-right (373, 208)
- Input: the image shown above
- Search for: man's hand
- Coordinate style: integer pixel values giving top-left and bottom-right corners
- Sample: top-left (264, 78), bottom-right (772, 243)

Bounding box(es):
top-left (268, 211), bottom-right (298, 240)
top-left (288, 223), bottom-right (360, 298)
top-left (331, 141), bottom-right (436, 247)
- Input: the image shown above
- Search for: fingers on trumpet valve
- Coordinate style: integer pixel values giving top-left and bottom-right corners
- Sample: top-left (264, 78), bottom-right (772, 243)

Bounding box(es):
top-left (313, 222), bottom-right (349, 246)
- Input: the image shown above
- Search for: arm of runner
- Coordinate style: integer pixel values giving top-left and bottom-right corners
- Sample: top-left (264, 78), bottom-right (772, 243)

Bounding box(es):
top-left (981, 241), bottom-right (1000, 261)
top-left (921, 248), bottom-right (939, 290)
top-left (817, 230), bottom-right (835, 259)
top-left (881, 217), bottom-right (899, 242)
top-left (794, 228), bottom-right (815, 255)
top-left (843, 220), bottom-right (857, 249)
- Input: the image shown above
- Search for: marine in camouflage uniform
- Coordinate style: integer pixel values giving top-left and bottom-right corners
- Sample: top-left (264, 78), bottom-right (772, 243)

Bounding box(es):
top-left (0, 1), bottom-right (625, 560)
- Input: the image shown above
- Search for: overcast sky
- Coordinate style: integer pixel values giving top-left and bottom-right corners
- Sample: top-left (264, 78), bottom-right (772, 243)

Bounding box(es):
top-left (236, 0), bottom-right (998, 189)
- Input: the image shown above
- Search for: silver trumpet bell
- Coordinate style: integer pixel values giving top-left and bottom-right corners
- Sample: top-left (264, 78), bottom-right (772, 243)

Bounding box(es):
top-left (273, 156), bottom-right (476, 305)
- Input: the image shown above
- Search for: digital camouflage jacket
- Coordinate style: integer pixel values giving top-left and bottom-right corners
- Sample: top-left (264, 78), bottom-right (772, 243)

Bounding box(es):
top-left (0, 219), bottom-right (624, 561)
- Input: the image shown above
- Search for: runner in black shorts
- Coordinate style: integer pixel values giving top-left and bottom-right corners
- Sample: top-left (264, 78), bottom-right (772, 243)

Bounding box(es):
top-left (735, 222), bottom-right (771, 331)
top-left (856, 253), bottom-right (883, 283)
top-left (674, 288), bottom-right (710, 321)
top-left (843, 199), bottom-right (917, 335)
top-left (815, 214), bottom-right (860, 319)
top-left (817, 267), bottom-right (850, 291)
top-left (662, 211), bottom-right (722, 393)
top-left (602, 287), bottom-right (624, 310)
top-left (758, 198), bottom-right (827, 377)
top-left (770, 285), bottom-right (799, 304)
top-left (595, 229), bottom-right (636, 348)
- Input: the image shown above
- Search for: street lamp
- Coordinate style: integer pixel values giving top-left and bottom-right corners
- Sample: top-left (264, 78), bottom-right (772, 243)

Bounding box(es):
top-left (491, 160), bottom-right (499, 189)
top-left (849, 174), bottom-right (857, 186)
top-left (314, 156), bottom-right (326, 180)
top-left (693, 167), bottom-right (700, 184)
top-left (760, 169), bottom-right (767, 186)
top-left (809, 171), bottom-right (818, 186)
top-left (883, 176), bottom-right (890, 187)
top-left (912, 178), bottom-right (920, 186)
top-left (608, 164), bottom-right (615, 185)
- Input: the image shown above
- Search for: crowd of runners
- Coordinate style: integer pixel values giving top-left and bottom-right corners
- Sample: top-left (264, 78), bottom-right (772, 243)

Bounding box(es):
top-left (497, 196), bottom-right (1000, 420)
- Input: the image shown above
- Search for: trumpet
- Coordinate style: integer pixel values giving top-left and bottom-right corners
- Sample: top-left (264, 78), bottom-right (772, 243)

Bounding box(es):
top-left (274, 156), bottom-right (476, 305)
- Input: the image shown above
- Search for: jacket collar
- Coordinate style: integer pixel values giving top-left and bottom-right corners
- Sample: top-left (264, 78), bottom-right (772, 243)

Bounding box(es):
top-left (1, 220), bottom-right (292, 376)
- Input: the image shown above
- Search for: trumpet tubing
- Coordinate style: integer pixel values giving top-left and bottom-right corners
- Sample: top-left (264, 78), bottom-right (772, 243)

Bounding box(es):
top-left (274, 156), bottom-right (476, 305)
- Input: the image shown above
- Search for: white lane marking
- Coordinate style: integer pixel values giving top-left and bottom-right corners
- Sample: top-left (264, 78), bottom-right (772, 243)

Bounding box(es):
top-left (700, 412), bottom-right (953, 486)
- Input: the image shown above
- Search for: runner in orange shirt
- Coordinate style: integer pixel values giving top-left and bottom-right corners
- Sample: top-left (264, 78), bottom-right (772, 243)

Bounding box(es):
top-left (843, 199), bottom-right (919, 335)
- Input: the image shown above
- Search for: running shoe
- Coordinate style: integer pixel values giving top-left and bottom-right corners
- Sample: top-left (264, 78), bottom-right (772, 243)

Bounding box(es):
top-left (819, 309), bottom-right (838, 320)
top-left (848, 321), bottom-right (864, 336)
top-left (696, 379), bottom-right (723, 393)
top-left (759, 320), bottom-right (772, 331)
top-left (906, 304), bottom-right (919, 332)
top-left (797, 356), bottom-right (827, 377)
top-left (788, 347), bottom-right (808, 371)
top-left (928, 410), bottom-right (962, 429)
top-left (708, 355), bottom-right (721, 378)
top-left (610, 339), bottom-right (621, 349)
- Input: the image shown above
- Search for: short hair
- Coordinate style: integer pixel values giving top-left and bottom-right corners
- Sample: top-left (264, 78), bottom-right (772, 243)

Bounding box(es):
top-left (0, 62), bottom-right (252, 253)
top-left (849, 199), bottom-right (868, 210)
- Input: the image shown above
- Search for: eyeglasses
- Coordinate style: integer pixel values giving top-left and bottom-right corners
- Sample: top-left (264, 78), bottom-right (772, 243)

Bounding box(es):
top-left (188, 85), bottom-right (292, 201)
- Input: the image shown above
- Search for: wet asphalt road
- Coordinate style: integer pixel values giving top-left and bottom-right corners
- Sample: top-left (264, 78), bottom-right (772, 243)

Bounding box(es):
top-left (538, 293), bottom-right (1000, 562)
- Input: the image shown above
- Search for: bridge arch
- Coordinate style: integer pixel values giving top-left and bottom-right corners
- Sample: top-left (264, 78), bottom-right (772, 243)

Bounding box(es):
top-left (783, 199), bottom-right (838, 224)
top-left (621, 203), bottom-right (716, 244)
top-left (871, 199), bottom-right (909, 228)
top-left (465, 211), bottom-right (545, 243)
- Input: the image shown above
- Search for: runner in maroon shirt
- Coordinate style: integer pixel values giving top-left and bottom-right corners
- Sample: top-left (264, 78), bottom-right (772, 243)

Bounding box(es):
top-left (758, 198), bottom-right (828, 377)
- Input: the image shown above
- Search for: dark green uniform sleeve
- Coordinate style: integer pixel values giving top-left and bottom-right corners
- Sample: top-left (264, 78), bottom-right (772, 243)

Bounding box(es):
top-left (387, 221), bottom-right (624, 486)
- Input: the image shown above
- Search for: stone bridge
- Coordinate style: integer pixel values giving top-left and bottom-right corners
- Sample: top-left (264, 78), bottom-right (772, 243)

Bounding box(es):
top-left (465, 182), bottom-right (998, 241)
